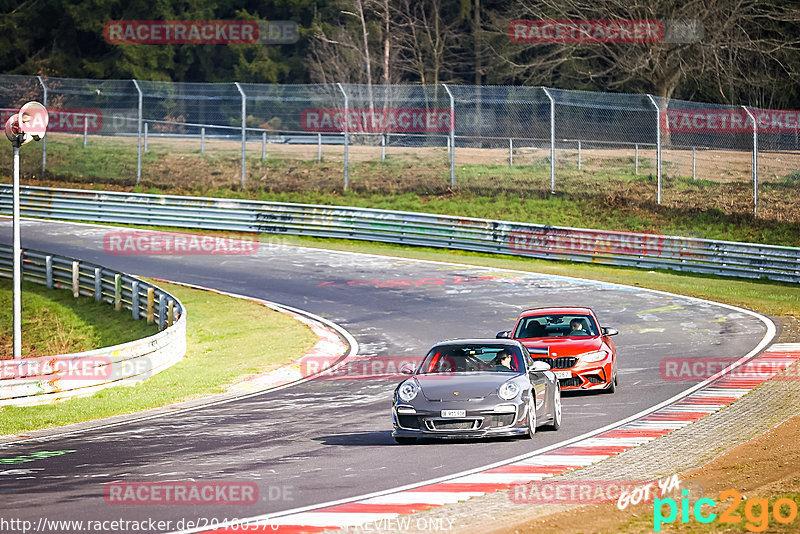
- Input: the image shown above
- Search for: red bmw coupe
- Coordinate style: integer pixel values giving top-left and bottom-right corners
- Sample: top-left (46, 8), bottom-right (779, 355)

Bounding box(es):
top-left (498, 307), bottom-right (619, 392)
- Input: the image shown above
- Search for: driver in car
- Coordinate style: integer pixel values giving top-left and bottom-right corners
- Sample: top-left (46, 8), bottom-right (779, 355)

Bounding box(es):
top-left (569, 318), bottom-right (589, 336)
top-left (493, 350), bottom-right (514, 372)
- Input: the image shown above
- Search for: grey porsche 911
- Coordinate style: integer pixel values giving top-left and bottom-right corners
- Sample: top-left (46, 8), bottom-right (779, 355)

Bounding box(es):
top-left (391, 339), bottom-right (562, 444)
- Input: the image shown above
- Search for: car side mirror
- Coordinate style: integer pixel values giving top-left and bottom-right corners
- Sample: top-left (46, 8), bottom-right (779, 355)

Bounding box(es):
top-left (496, 330), bottom-right (511, 339)
top-left (530, 361), bottom-right (551, 372)
top-left (602, 327), bottom-right (619, 336)
top-left (400, 363), bottom-right (415, 375)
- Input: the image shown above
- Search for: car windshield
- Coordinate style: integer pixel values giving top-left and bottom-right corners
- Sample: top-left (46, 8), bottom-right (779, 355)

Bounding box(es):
top-left (514, 314), bottom-right (599, 338)
top-left (418, 345), bottom-right (523, 374)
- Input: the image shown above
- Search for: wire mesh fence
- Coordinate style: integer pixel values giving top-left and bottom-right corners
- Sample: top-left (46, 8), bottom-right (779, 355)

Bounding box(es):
top-left (1, 74), bottom-right (798, 219)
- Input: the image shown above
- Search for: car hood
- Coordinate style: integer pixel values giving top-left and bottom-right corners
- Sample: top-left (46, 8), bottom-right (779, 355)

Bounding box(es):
top-left (414, 372), bottom-right (518, 401)
top-left (522, 337), bottom-right (603, 357)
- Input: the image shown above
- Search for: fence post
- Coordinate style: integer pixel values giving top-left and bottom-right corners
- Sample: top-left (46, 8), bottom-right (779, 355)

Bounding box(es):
top-left (234, 82), bottom-right (247, 189)
top-left (201, 127), bottom-right (205, 154)
top-left (146, 287), bottom-right (155, 324)
top-left (509, 138), bottom-right (513, 166)
top-left (94, 267), bottom-right (102, 301)
top-left (37, 75), bottom-right (47, 174)
top-left (114, 274), bottom-right (122, 311)
top-left (635, 144), bottom-right (639, 174)
top-left (72, 261), bottom-right (80, 298)
top-left (336, 82), bottom-right (349, 190)
top-left (442, 83), bottom-right (455, 189)
top-left (132, 79), bottom-right (143, 185)
top-left (168, 299), bottom-right (175, 327)
top-left (646, 94), bottom-right (662, 204)
top-left (542, 87), bottom-right (556, 193)
top-left (143, 122), bottom-right (148, 152)
top-left (692, 147), bottom-right (696, 180)
top-left (131, 280), bottom-right (140, 319)
top-left (742, 106), bottom-right (758, 216)
top-left (45, 255), bottom-right (53, 289)
top-left (381, 133), bottom-right (386, 162)
top-left (262, 131), bottom-right (267, 161)
top-left (317, 133), bottom-right (322, 163)
top-left (158, 294), bottom-right (167, 330)
top-left (577, 140), bottom-right (582, 170)
top-left (82, 114), bottom-right (88, 148)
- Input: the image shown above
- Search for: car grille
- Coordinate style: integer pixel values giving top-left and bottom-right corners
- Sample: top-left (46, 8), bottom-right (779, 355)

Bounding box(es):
top-left (559, 377), bottom-right (582, 387)
top-left (532, 356), bottom-right (578, 369)
top-left (427, 419), bottom-right (479, 431)
top-left (484, 414), bottom-right (515, 428)
top-left (585, 374), bottom-right (605, 384)
top-left (397, 415), bottom-right (421, 429)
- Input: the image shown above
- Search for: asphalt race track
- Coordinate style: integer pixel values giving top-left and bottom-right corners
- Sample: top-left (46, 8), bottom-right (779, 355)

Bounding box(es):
top-left (0, 219), bottom-right (772, 533)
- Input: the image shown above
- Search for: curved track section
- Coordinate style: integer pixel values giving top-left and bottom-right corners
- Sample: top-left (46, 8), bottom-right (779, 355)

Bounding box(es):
top-left (0, 219), bottom-right (773, 533)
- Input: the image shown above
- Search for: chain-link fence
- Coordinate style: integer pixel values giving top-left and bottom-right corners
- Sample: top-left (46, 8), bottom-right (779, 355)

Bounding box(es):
top-left (1, 74), bottom-right (798, 218)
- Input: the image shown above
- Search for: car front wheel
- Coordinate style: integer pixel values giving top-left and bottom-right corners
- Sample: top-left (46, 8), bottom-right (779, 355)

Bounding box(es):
top-left (526, 397), bottom-right (537, 439)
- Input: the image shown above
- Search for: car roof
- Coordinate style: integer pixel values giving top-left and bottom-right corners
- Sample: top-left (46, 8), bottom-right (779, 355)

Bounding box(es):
top-left (430, 338), bottom-right (525, 348)
top-left (518, 306), bottom-right (595, 317)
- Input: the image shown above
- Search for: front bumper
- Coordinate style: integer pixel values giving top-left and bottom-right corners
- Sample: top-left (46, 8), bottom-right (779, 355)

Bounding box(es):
top-left (557, 360), bottom-right (613, 390)
top-left (391, 403), bottom-right (528, 439)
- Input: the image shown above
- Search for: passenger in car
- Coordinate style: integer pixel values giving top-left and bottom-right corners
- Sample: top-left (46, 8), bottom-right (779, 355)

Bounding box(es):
top-left (524, 321), bottom-right (545, 338)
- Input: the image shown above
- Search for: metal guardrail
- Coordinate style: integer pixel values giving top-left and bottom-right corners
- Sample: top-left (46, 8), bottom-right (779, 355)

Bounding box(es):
top-left (0, 242), bottom-right (186, 406)
top-left (1, 185), bottom-right (799, 284)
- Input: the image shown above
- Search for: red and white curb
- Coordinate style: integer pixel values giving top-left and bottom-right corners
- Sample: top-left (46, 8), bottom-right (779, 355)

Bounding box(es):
top-left (182, 342), bottom-right (800, 534)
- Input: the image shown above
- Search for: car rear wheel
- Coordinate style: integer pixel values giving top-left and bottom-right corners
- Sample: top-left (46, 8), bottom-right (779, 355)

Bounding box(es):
top-left (544, 386), bottom-right (561, 431)
top-left (526, 397), bottom-right (537, 439)
top-left (394, 436), bottom-right (416, 445)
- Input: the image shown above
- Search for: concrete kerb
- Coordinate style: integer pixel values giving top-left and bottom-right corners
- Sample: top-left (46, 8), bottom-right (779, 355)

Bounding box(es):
top-left (0, 278), bottom-right (358, 447)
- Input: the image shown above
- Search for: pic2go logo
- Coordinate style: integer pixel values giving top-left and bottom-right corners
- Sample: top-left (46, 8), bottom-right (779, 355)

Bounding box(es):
top-left (654, 489), bottom-right (800, 532)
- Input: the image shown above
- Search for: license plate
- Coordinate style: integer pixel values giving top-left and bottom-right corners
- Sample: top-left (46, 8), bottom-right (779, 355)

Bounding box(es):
top-left (441, 410), bottom-right (466, 418)
top-left (554, 370), bottom-right (572, 379)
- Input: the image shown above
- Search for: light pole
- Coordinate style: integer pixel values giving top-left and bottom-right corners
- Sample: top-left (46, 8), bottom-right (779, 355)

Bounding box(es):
top-left (4, 101), bottom-right (48, 359)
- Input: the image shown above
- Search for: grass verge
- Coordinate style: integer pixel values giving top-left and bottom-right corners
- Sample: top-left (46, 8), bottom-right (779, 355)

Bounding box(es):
top-left (0, 279), bottom-right (318, 436)
top-left (0, 279), bottom-right (156, 358)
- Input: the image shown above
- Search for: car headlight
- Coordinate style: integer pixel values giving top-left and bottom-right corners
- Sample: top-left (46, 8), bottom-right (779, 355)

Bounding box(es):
top-left (398, 381), bottom-right (419, 402)
top-left (498, 381), bottom-right (520, 400)
top-left (580, 350), bottom-right (608, 363)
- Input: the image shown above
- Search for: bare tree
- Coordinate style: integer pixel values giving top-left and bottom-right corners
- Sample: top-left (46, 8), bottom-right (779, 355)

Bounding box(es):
top-left (487, 0), bottom-right (800, 106)
top-left (391, 0), bottom-right (469, 87)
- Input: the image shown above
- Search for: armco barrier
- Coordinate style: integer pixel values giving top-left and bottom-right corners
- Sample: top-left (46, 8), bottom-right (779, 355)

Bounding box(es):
top-left (1, 185), bottom-right (799, 283)
top-left (0, 243), bottom-right (186, 406)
